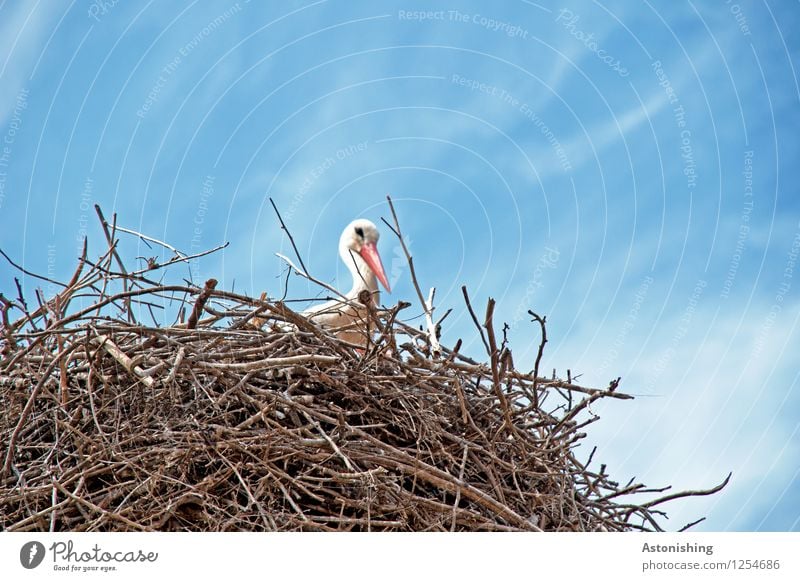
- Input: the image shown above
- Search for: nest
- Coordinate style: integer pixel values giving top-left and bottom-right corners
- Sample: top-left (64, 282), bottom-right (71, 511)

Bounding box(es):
top-left (0, 206), bottom-right (728, 532)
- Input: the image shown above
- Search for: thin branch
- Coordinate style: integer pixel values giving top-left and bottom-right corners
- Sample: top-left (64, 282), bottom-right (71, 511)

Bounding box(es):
top-left (270, 197), bottom-right (308, 275)
top-left (95, 205), bottom-right (135, 323)
top-left (112, 225), bottom-right (187, 258)
top-left (275, 252), bottom-right (347, 302)
top-left (643, 472), bottom-right (732, 509)
top-left (129, 242), bottom-right (228, 277)
top-left (461, 285), bottom-right (490, 355)
top-left (382, 195), bottom-right (440, 356)
top-left (0, 248), bottom-right (68, 288)
top-left (484, 298), bottom-right (514, 433)
top-left (528, 310), bottom-right (547, 409)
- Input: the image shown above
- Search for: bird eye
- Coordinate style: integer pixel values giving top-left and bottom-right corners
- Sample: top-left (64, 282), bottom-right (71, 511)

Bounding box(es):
top-left (354, 226), bottom-right (364, 238)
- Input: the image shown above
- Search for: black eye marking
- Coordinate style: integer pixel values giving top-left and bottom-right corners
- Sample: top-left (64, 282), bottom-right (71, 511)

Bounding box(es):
top-left (355, 226), bottom-right (364, 238)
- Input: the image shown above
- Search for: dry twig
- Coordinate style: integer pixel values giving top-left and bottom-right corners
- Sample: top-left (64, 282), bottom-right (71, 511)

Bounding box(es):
top-left (382, 195), bottom-right (441, 356)
top-left (0, 206), bottom-right (729, 532)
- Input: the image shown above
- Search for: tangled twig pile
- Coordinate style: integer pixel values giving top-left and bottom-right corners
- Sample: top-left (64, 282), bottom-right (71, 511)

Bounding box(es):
top-left (0, 205), bottom-right (728, 532)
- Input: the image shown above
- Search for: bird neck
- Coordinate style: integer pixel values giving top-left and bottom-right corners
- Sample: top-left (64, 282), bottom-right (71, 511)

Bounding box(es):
top-left (342, 249), bottom-right (379, 300)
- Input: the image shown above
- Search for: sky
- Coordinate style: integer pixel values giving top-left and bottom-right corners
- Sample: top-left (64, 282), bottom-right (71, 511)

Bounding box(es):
top-left (0, 1), bottom-right (798, 532)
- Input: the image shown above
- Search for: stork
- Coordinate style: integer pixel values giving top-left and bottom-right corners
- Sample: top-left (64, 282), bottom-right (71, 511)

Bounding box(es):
top-left (302, 219), bottom-right (391, 345)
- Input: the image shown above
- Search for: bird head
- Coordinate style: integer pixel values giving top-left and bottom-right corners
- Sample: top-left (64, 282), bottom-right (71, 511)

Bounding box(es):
top-left (339, 219), bottom-right (391, 293)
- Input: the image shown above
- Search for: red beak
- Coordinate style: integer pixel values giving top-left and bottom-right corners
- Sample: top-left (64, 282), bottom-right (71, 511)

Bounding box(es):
top-left (359, 241), bottom-right (391, 293)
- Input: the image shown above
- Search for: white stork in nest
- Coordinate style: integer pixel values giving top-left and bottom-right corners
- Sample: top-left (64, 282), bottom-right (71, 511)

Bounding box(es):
top-left (301, 219), bottom-right (391, 345)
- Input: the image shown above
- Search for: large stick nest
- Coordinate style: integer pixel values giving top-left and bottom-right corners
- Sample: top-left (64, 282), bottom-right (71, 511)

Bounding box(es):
top-left (0, 206), bottom-right (728, 532)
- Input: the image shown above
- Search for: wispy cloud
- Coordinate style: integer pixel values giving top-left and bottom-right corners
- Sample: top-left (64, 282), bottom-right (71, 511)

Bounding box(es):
top-left (0, 3), bottom-right (60, 124)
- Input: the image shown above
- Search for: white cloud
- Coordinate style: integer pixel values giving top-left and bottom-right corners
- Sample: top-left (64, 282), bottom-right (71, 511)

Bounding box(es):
top-left (0, 3), bottom-right (58, 125)
top-left (557, 296), bottom-right (800, 530)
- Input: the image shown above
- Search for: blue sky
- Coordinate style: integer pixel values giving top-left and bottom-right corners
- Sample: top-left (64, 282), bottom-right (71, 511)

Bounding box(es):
top-left (1, 1), bottom-right (798, 531)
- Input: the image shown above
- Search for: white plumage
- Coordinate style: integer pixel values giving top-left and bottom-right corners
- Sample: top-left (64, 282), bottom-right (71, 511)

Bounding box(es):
top-left (302, 219), bottom-right (390, 345)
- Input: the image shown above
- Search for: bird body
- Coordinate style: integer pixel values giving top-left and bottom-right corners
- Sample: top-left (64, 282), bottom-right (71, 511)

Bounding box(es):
top-left (302, 219), bottom-right (390, 345)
